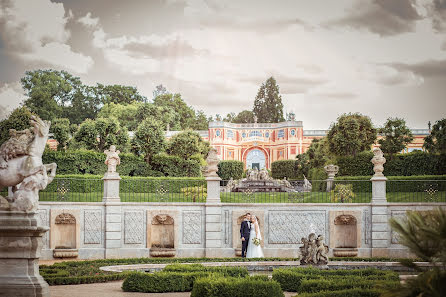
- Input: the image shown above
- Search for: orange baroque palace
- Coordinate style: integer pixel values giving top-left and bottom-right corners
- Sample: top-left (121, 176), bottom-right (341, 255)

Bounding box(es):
top-left (47, 120), bottom-right (430, 170)
top-left (165, 120), bottom-right (430, 170)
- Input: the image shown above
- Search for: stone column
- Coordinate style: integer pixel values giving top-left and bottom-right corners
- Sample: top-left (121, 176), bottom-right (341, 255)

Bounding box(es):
top-left (370, 148), bottom-right (389, 257)
top-left (0, 212), bottom-right (49, 297)
top-left (324, 164), bottom-right (339, 192)
top-left (203, 148), bottom-right (223, 257)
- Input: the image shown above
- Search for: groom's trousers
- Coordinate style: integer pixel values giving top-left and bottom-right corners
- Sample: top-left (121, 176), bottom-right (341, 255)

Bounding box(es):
top-left (241, 236), bottom-right (249, 257)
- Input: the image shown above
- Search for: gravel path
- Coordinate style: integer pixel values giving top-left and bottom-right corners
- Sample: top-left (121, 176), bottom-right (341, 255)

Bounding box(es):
top-left (49, 281), bottom-right (297, 297)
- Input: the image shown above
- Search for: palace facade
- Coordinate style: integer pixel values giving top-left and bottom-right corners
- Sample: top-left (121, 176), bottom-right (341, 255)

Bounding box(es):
top-left (170, 121), bottom-right (429, 170)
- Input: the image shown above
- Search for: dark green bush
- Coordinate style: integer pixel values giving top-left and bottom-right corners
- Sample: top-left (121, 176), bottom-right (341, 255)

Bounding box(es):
top-left (44, 274), bottom-right (125, 285)
top-left (299, 278), bottom-right (399, 293)
top-left (190, 275), bottom-right (284, 297)
top-left (151, 153), bottom-right (202, 177)
top-left (297, 288), bottom-right (384, 297)
top-left (122, 271), bottom-right (211, 292)
top-left (271, 160), bottom-right (298, 179)
top-left (217, 160), bottom-right (244, 180)
top-left (162, 264), bottom-right (248, 277)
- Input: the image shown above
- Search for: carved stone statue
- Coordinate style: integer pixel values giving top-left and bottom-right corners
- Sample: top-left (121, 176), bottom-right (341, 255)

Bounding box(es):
top-left (300, 233), bottom-right (329, 265)
top-left (303, 175), bottom-right (312, 192)
top-left (247, 168), bottom-right (259, 180)
top-left (258, 168), bottom-right (270, 180)
top-left (324, 164), bottom-right (339, 179)
top-left (371, 148), bottom-right (386, 177)
top-left (0, 115), bottom-right (57, 212)
top-left (104, 145), bottom-right (120, 173)
top-left (282, 177), bottom-right (292, 189)
top-left (203, 147), bottom-right (219, 177)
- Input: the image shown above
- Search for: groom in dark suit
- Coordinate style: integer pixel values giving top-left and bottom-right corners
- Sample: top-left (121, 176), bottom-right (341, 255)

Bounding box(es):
top-left (240, 213), bottom-right (251, 258)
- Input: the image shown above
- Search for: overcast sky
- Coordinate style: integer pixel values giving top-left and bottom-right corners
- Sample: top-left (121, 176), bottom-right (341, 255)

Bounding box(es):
top-left (0, 0), bottom-right (445, 129)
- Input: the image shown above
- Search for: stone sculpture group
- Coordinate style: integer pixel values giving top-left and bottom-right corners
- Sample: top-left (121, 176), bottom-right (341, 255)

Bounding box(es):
top-left (299, 233), bottom-right (329, 265)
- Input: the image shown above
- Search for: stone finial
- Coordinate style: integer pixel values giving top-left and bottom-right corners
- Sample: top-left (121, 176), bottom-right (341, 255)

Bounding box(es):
top-left (371, 148), bottom-right (386, 177)
top-left (104, 145), bottom-right (120, 174)
top-left (324, 164), bottom-right (339, 179)
top-left (203, 147), bottom-right (219, 177)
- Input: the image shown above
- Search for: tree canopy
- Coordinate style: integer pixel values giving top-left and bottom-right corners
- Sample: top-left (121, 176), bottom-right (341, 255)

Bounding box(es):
top-left (132, 117), bottom-right (166, 162)
top-left (378, 117), bottom-right (413, 158)
top-left (0, 106), bottom-right (34, 146)
top-left (327, 113), bottom-right (377, 157)
top-left (252, 77), bottom-right (284, 123)
top-left (167, 130), bottom-right (210, 159)
top-left (232, 110), bottom-right (255, 123)
top-left (424, 118), bottom-right (446, 154)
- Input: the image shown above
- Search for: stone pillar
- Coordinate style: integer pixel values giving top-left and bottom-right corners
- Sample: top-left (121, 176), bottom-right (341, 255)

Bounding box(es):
top-left (324, 164), bottom-right (339, 192)
top-left (103, 172), bottom-right (122, 258)
top-left (370, 148), bottom-right (389, 257)
top-left (0, 212), bottom-right (49, 297)
top-left (205, 176), bottom-right (223, 257)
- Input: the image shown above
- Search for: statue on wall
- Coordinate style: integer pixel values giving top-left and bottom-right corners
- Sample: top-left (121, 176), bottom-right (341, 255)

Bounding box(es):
top-left (203, 147), bottom-right (219, 177)
top-left (0, 115), bottom-right (57, 212)
top-left (371, 147), bottom-right (386, 177)
top-left (300, 233), bottom-right (329, 265)
top-left (104, 145), bottom-right (120, 174)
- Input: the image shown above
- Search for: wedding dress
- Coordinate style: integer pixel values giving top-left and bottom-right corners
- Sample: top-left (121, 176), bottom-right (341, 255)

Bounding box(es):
top-left (246, 219), bottom-right (264, 258)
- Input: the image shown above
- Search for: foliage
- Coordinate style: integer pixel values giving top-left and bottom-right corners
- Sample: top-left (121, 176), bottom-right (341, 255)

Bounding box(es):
top-left (305, 138), bottom-right (331, 168)
top-left (162, 264), bottom-right (248, 277)
top-left (191, 275), bottom-right (284, 297)
top-left (94, 83), bottom-right (146, 105)
top-left (330, 184), bottom-right (355, 203)
top-left (327, 113), bottom-right (377, 157)
top-left (424, 118), bottom-right (446, 154)
top-left (217, 160), bottom-right (244, 180)
top-left (271, 160), bottom-right (299, 179)
top-left (150, 153), bottom-right (202, 177)
top-left (378, 118), bottom-right (413, 158)
top-left (308, 168), bottom-right (327, 191)
top-left (153, 93), bottom-right (196, 129)
top-left (193, 110), bottom-right (210, 130)
top-left (298, 288), bottom-right (384, 297)
top-left (384, 208), bottom-right (446, 297)
top-left (136, 103), bottom-right (180, 130)
top-left (72, 117), bottom-right (129, 152)
top-left (50, 118), bottom-right (71, 150)
top-left (167, 130), bottom-right (210, 159)
top-left (132, 118), bottom-right (166, 162)
top-left (152, 84), bottom-right (169, 99)
top-left (252, 77), bottom-right (285, 123)
top-left (232, 110), bottom-right (255, 123)
top-left (97, 102), bottom-right (142, 131)
top-left (0, 106), bottom-right (33, 146)
top-left (181, 186), bottom-right (207, 201)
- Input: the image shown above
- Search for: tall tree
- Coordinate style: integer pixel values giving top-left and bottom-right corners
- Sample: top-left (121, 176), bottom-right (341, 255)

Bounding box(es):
top-left (378, 117), bottom-right (413, 159)
top-left (424, 118), bottom-right (446, 154)
top-left (94, 84), bottom-right (147, 105)
top-left (98, 102), bottom-right (143, 131)
top-left (305, 138), bottom-right (331, 168)
top-left (232, 110), bottom-right (255, 123)
top-left (153, 93), bottom-right (195, 129)
top-left (193, 110), bottom-right (210, 130)
top-left (152, 84), bottom-right (169, 99)
top-left (167, 130), bottom-right (210, 159)
top-left (327, 113), bottom-right (377, 157)
top-left (132, 117), bottom-right (166, 162)
top-left (0, 107), bottom-right (34, 146)
top-left (252, 77), bottom-right (284, 123)
top-left (50, 118), bottom-right (71, 151)
top-left (136, 103), bottom-right (180, 131)
top-left (224, 112), bottom-right (236, 122)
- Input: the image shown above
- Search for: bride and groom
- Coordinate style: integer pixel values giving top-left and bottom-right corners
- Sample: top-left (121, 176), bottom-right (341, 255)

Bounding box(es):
top-left (240, 213), bottom-right (264, 258)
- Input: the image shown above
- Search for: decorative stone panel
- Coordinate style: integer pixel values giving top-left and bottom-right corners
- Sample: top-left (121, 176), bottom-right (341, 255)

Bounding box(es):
top-left (84, 210), bottom-right (102, 244)
top-left (55, 213), bottom-right (76, 224)
top-left (124, 211), bottom-right (144, 244)
top-left (364, 209), bottom-right (371, 245)
top-left (391, 211), bottom-right (406, 244)
top-left (37, 209), bottom-right (49, 248)
top-left (268, 211), bottom-right (326, 244)
top-left (183, 211), bottom-right (202, 244)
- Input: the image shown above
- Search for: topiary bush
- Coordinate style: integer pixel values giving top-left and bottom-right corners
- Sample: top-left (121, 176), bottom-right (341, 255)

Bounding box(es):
top-left (297, 288), bottom-right (384, 297)
top-left (163, 264), bottom-right (248, 277)
top-left (271, 160), bottom-right (298, 179)
top-left (190, 275), bottom-right (284, 297)
top-left (217, 160), bottom-right (244, 180)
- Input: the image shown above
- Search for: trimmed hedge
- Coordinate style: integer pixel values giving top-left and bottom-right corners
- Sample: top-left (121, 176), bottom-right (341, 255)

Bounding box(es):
top-left (299, 278), bottom-right (399, 293)
top-left (43, 150), bottom-right (202, 177)
top-left (190, 275), bottom-right (284, 297)
top-left (271, 160), bottom-right (298, 179)
top-left (163, 264), bottom-right (248, 277)
top-left (297, 288), bottom-right (384, 297)
top-left (217, 160), bottom-right (244, 180)
top-left (122, 271), bottom-right (210, 292)
top-left (44, 274), bottom-right (126, 286)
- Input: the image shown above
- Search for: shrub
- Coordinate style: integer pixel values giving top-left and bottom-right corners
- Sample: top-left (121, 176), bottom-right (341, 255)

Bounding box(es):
top-left (271, 160), bottom-right (298, 179)
top-left (297, 288), bottom-right (384, 297)
top-left (151, 153), bottom-right (202, 177)
top-left (330, 184), bottom-right (355, 203)
top-left (299, 279), bottom-right (399, 293)
top-left (217, 160), bottom-right (244, 180)
top-left (190, 275), bottom-right (284, 297)
top-left (122, 271), bottom-right (209, 292)
top-left (163, 264), bottom-right (248, 277)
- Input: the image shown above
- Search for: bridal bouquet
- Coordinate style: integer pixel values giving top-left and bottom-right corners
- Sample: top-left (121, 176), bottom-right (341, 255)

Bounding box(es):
top-left (253, 237), bottom-right (261, 246)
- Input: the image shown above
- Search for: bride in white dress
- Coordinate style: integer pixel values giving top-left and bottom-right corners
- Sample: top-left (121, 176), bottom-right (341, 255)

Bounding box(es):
top-left (246, 215), bottom-right (264, 258)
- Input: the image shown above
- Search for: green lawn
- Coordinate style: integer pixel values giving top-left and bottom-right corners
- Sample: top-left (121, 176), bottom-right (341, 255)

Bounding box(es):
top-left (38, 191), bottom-right (446, 203)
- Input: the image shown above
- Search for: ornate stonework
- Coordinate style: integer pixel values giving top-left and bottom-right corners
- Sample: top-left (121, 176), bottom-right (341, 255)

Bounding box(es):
top-left (371, 148), bottom-right (386, 177)
top-left (324, 164), bottom-right (339, 179)
top-left (55, 213), bottom-right (76, 224)
top-left (391, 211), bottom-right (406, 244)
top-left (334, 214), bottom-right (357, 225)
top-left (104, 145), bottom-right (120, 174)
top-left (84, 210), bottom-right (102, 244)
top-left (37, 209), bottom-right (49, 248)
top-left (151, 214), bottom-right (174, 225)
top-left (183, 211), bottom-right (202, 244)
top-left (268, 211), bottom-right (326, 244)
top-left (300, 233), bottom-right (329, 265)
top-left (364, 210), bottom-right (371, 245)
top-left (203, 148), bottom-right (219, 177)
top-left (124, 211), bottom-right (144, 244)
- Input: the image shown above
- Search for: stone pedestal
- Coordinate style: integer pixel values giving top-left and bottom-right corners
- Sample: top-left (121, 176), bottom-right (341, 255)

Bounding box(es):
top-left (205, 176), bottom-right (223, 257)
top-left (370, 176), bottom-right (390, 257)
top-left (0, 211), bottom-right (49, 297)
top-left (103, 173), bottom-right (122, 258)
top-left (324, 164), bottom-right (339, 192)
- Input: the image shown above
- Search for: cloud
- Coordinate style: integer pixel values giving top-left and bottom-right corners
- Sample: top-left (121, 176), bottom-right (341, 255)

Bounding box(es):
top-left (0, 82), bottom-right (25, 120)
top-left (324, 0), bottom-right (422, 36)
top-left (0, 0), bottom-right (93, 73)
top-left (123, 38), bottom-right (209, 59)
top-left (388, 59), bottom-right (446, 77)
top-left (359, 64), bottom-right (424, 86)
top-left (77, 12), bottom-right (99, 28)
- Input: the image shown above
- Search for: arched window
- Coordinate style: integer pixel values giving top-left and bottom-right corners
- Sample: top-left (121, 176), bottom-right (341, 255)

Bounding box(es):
top-left (265, 132), bottom-right (270, 138)
top-left (290, 129), bottom-right (296, 136)
top-left (215, 130), bottom-right (221, 137)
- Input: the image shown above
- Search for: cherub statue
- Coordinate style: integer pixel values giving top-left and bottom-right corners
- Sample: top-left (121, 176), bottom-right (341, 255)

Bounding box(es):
top-left (371, 147), bottom-right (386, 177)
top-left (203, 147), bottom-right (219, 177)
top-left (299, 237), bottom-right (309, 265)
top-left (316, 235), bottom-right (329, 265)
top-left (104, 145), bottom-right (120, 173)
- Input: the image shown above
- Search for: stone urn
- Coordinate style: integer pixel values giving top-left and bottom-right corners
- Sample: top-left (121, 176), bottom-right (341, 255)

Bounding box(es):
top-left (324, 164), bottom-right (339, 192)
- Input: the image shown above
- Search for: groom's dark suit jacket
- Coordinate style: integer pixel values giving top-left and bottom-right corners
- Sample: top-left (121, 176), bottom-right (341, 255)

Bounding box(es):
top-left (240, 220), bottom-right (251, 240)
